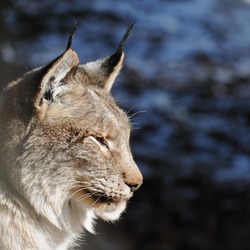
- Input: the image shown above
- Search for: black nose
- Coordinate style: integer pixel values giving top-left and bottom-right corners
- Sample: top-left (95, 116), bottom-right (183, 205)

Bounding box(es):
top-left (125, 181), bottom-right (142, 192)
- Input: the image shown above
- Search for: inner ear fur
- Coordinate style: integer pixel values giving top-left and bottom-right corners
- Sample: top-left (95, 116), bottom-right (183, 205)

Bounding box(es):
top-left (79, 51), bottom-right (124, 92)
top-left (35, 49), bottom-right (79, 118)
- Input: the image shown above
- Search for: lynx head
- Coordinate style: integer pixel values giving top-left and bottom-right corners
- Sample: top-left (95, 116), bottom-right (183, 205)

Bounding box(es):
top-left (0, 24), bottom-right (142, 233)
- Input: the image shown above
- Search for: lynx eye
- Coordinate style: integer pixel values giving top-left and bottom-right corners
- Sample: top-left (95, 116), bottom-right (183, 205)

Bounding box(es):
top-left (92, 136), bottom-right (109, 150)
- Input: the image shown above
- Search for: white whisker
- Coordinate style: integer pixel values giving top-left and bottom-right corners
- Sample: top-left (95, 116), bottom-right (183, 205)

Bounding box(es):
top-left (128, 110), bottom-right (147, 119)
top-left (68, 186), bottom-right (91, 201)
top-left (76, 191), bottom-right (100, 203)
top-left (91, 193), bottom-right (105, 207)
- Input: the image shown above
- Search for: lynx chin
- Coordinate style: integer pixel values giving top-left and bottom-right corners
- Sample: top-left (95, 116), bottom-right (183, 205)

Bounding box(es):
top-left (0, 23), bottom-right (143, 249)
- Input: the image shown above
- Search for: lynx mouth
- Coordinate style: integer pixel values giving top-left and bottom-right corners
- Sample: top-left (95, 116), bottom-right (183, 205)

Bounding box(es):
top-left (92, 193), bottom-right (114, 203)
top-left (87, 189), bottom-right (132, 204)
top-left (89, 191), bottom-right (126, 205)
top-left (72, 189), bottom-right (128, 221)
top-left (70, 186), bottom-right (129, 205)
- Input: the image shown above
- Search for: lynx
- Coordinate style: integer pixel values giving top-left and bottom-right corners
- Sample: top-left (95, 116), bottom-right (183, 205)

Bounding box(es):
top-left (0, 23), bottom-right (143, 249)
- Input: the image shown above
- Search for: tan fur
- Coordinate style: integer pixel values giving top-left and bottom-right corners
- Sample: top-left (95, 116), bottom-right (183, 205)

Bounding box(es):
top-left (0, 28), bottom-right (142, 249)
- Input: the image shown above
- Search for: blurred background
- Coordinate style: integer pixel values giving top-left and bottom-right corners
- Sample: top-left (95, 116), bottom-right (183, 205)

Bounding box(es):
top-left (1, 0), bottom-right (250, 249)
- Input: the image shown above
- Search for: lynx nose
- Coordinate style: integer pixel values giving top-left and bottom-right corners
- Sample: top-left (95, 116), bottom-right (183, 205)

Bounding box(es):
top-left (124, 171), bottom-right (143, 192)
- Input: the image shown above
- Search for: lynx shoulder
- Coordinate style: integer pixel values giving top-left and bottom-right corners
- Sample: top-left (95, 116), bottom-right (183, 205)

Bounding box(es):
top-left (0, 24), bottom-right (142, 250)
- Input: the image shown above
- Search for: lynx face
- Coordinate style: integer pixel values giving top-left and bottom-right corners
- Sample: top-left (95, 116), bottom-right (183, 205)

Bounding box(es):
top-left (0, 24), bottom-right (142, 244)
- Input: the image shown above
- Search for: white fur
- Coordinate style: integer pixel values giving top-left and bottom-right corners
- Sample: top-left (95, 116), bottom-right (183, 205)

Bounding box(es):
top-left (0, 184), bottom-right (97, 250)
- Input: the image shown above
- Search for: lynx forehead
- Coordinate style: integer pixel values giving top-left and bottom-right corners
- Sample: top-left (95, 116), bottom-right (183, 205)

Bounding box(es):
top-left (0, 24), bottom-right (143, 249)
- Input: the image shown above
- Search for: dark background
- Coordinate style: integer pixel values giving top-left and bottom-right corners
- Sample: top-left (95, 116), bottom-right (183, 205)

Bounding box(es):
top-left (1, 1), bottom-right (250, 249)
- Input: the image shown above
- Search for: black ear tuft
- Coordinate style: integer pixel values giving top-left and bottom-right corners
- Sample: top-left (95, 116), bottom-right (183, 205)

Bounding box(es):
top-left (116, 22), bottom-right (135, 54)
top-left (102, 22), bottom-right (135, 75)
top-left (74, 23), bottom-right (134, 92)
top-left (66, 19), bottom-right (79, 51)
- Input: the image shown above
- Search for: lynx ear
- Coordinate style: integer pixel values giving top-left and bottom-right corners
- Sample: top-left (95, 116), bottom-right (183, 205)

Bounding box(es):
top-left (35, 49), bottom-right (79, 117)
top-left (79, 23), bottom-right (134, 92)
